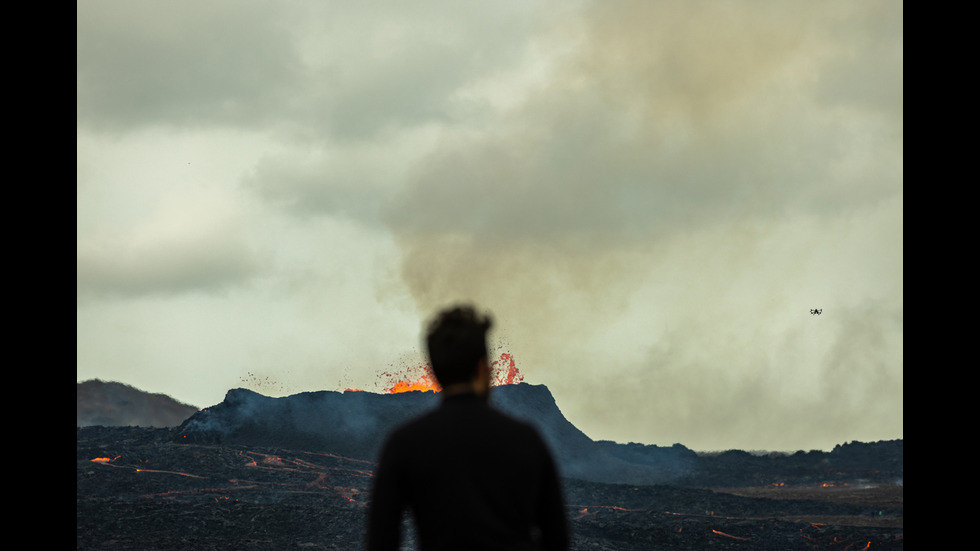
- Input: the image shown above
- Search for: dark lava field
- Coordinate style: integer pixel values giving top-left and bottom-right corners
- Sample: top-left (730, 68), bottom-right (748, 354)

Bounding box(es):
top-left (77, 426), bottom-right (902, 550)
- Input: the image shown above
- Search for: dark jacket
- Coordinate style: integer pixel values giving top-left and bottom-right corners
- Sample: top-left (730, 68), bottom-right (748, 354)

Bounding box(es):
top-left (365, 392), bottom-right (569, 551)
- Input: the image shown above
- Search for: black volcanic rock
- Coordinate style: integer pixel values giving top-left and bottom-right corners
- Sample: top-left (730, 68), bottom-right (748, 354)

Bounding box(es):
top-left (77, 425), bottom-right (904, 551)
top-left (671, 441), bottom-right (904, 487)
top-left (829, 440), bottom-right (904, 473)
top-left (77, 380), bottom-right (199, 428)
top-left (178, 387), bottom-right (440, 461)
top-left (594, 440), bottom-right (700, 478)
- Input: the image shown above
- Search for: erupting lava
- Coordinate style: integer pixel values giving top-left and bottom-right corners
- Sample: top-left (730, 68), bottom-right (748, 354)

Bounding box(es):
top-left (371, 351), bottom-right (524, 394)
top-left (387, 372), bottom-right (441, 394)
top-left (490, 352), bottom-right (524, 386)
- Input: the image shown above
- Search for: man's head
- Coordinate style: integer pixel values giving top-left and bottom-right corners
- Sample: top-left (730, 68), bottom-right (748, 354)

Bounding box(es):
top-left (425, 305), bottom-right (493, 393)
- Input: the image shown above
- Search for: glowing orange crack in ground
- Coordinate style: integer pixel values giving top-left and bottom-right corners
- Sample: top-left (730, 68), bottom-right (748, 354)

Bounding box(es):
top-left (711, 529), bottom-right (751, 541)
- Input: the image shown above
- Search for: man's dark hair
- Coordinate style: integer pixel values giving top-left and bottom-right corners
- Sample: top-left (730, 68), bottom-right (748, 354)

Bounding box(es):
top-left (425, 305), bottom-right (493, 387)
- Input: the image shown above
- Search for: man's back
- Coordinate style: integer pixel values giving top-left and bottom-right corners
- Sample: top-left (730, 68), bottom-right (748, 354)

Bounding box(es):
top-left (366, 392), bottom-right (569, 551)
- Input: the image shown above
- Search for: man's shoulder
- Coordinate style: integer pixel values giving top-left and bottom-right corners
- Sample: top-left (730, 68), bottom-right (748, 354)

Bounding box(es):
top-left (474, 403), bottom-right (550, 448)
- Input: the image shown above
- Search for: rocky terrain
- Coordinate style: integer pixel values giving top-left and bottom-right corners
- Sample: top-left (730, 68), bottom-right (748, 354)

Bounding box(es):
top-left (76, 382), bottom-right (903, 549)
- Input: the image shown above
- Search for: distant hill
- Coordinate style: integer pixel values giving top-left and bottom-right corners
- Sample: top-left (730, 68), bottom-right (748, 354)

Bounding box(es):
top-left (77, 380), bottom-right (200, 428)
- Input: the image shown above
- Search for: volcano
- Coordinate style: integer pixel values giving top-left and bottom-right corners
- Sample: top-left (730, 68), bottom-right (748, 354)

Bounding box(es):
top-left (177, 383), bottom-right (696, 485)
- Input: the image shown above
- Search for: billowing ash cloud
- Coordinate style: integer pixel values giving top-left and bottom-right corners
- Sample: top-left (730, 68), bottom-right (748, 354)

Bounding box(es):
top-left (380, 0), bottom-right (902, 451)
top-left (76, 0), bottom-right (545, 141)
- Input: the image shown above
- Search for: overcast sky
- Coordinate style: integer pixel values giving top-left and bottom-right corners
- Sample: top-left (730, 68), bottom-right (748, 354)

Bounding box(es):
top-left (77, 0), bottom-right (902, 452)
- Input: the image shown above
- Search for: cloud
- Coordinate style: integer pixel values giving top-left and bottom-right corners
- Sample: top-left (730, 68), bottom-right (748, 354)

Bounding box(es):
top-left (810, 2), bottom-right (903, 117)
top-left (241, 130), bottom-right (437, 224)
top-left (76, 0), bottom-right (305, 134)
top-left (76, 0), bottom-right (550, 142)
top-left (76, 190), bottom-right (264, 299)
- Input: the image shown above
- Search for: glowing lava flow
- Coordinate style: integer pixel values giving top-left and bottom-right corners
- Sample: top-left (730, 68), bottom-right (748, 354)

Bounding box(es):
top-left (711, 529), bottom-right (751, 541)
top-left (90, 456), bottom-right (120, 463)
top-left (241, 450), bottom-right (374, 506)
top-left (90, 455), bottom-right (207, 478)
top-left (568, 504), bottom-right (644, 521)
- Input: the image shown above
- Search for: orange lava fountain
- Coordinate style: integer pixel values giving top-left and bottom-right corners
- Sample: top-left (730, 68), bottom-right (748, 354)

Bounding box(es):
top-left (371, 351), bottom-right (525, 394)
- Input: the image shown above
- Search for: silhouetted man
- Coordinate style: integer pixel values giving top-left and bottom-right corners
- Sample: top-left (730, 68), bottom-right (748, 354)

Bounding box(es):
top-left (365, 305), bottom-right (569, 551)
